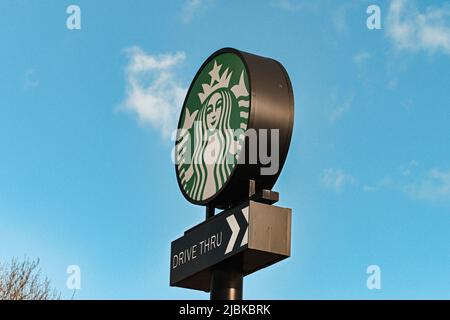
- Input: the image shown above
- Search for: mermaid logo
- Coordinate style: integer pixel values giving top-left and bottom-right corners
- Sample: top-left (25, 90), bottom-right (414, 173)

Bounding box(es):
top-left (176, 53), bottom-right (250, 203)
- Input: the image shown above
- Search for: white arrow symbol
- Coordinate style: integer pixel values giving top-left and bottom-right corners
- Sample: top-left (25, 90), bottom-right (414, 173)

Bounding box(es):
top-left (240, 207), bottom-right (249, 247)
top-left (225, 214), bottom-right (239, 254)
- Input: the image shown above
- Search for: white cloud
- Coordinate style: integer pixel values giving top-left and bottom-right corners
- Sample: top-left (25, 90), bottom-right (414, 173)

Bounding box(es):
top-left (329, 94), bottom-right (354, 123)
top-left (181, 0), bottom-right (214, 24)
top-left (121, 46), bottom-right (187, 139)
top-left (273, 0), bottom-right (320, 12)
top-left (363, 162), bottom-right (450, 202)
top-left (332, 5), bottom-right (348, 33)
top-left (321, 168), bottom-right (356, 192)
top-left (352, 51), bottom-right (371, 65)
top-left (25, 68), bottom-right (39, 88)
top-left (400, 160), bottom-right (418, 176)
top-left (386, 0), bottom-right (450, 54)
top-left (363, 185), bottom-right (377, 192)
top-left (406, 168), bottom-right (450, 201)
top-left (363, 176), bottom-right (394, 193)
top-left (388, 79), bottom-right (398, 90)
top-left (275, 0), bottom-right (299, 11)
top-left (401, 99), bottom-right (414, 111)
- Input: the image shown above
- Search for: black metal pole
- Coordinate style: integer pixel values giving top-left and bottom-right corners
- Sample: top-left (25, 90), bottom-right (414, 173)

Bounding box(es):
top-left (206, 205), bottom-right (244, 300)
top-left (206, 205), bottom-right (215, 220)
top-left (210, 255), bottom-right (243, 300)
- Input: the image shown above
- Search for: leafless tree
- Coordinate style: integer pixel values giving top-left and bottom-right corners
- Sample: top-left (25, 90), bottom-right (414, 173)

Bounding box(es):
top-left (0, 257), bottom-right (60, 300)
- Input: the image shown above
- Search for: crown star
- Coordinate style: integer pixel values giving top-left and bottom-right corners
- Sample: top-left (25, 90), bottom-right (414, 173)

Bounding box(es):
top-left (198, 60), bottom-right (233, 104)
top-left (209, 61), bottom-right (222, 85)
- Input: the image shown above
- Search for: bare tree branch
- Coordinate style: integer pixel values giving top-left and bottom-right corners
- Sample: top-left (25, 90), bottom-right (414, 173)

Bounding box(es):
top-left (0, 257), bottom-right (60, 300)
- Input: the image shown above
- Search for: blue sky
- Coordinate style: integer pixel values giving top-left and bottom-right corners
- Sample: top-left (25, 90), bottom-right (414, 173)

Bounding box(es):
top-left (1, 0), bottom-right (450, 299)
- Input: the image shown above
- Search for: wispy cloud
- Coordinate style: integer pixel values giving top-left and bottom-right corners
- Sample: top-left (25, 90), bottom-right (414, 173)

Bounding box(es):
top-left (24, 68), bottom-right (39, 89)
top-left (400, 160), bottom-right (419, 177)
top-left (363, 161), bottom-right (418, 193)
top-left (273, 0), bottom-right (320, 12)
top-left (406, 168), bottom-right (450, 202)
top-left (364, 161), bottom-right (450, 203)
top-left (321, 168), bottom-right (356, 192)
top-left (332, 5), bottom-right (348, 33)
top-left (352, 51), bottom-right (371, 65)
top-left (386, 0), bottom-right (450, 55)
top-left (121, 46), bottom-right (187, 139)
top-left (329, 93), bottom-right (354, 123)
top-left (388, 79), bottom-right (398, 90)
top-left (363, 176), bottom-right (394, 193)
top-left (362, 185), bottom-right (377, 192)
top-left (181, 0), bottom-right (214, 24)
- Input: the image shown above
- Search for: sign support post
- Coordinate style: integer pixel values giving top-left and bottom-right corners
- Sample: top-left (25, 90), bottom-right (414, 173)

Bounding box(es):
top-left (210, 254), bottom-right (243, 300)
top-left (206, 205), bottom-right (215, 220)
top-left (207, 204), bottom-right (244, 299)
top-left (207, 179), bottom-right (255, 300)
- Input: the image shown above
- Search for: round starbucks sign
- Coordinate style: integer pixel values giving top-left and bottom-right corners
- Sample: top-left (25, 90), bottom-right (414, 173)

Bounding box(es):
top-left (175, 48), bottom-right (294, 209)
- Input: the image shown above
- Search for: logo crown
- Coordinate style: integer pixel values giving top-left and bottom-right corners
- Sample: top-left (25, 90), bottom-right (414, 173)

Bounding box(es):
top-left (198, 61), bottom-right (232, 104)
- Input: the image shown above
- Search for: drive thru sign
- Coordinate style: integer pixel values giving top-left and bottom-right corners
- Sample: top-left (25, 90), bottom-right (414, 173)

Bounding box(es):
top-left (170, 201), bottom-right (291, 292)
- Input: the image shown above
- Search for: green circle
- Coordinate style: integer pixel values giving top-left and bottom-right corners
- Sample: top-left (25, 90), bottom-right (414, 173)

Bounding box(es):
top-left (175, 52), bottom-right (250, 203)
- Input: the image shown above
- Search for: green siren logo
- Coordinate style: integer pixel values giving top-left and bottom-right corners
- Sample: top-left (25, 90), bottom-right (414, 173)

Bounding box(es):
top-left (176, 53), bottom-right (250, 202)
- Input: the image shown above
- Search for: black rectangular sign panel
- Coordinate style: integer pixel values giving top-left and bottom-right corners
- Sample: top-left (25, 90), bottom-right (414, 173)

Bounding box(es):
top-left (170, 201), bottom-right (291, 291)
